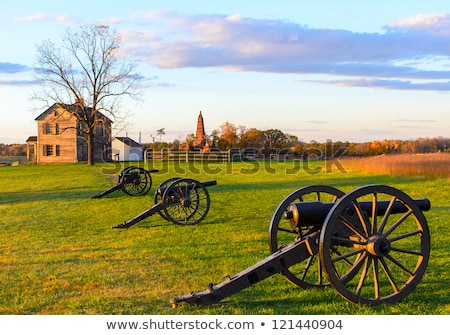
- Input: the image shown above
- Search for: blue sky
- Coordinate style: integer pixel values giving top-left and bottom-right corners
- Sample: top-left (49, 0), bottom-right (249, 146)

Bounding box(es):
top-left (1, 0), bottom-right (450, 144)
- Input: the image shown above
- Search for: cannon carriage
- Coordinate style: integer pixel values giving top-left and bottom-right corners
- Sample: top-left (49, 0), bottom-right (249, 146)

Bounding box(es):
top-left (170, 184), bottom-right (431, 306)
top-left (112, 177), bottom-right (217, 228)
top-left (91, 166), bottom-right (159, 198)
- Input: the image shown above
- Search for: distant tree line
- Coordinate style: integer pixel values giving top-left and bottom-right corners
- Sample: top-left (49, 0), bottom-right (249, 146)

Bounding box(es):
top-left (2, 126), bottom-right (449, 158)
top-left (0, 143), bottom-right (26, 156)
top-left (147, 121), bottom-right (450, 157)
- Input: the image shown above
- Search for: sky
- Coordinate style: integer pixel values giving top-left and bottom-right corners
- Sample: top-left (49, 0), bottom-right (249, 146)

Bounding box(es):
top-left (1, 0), bottom-right (450, 145)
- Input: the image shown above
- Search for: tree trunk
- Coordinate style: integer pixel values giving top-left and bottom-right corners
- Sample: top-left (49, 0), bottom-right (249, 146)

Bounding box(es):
top-left (87, 131), bottom-right (94, 165)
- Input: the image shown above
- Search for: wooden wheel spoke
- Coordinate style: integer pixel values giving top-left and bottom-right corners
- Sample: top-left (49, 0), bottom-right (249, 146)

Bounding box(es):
top-left (338, 251), bottom-right (367, 285)
top-left (185, 203), bottom-right (195, 213)
top-left (385, 254), bottom-right (414, 276)
top-left (196, 194), bottom-right (209, 203)
top-left (331, 235), bottom-right (367, 245)
top-left (388, 229), bottom-right (422, 242)
top-left (371, 193), bottom-right (377, 235)
top-left (338, 214), bottom-right (367, 240)
top-left (379, 257), bottom-right (399, 293)
top-left (390, 246), bottom-right (423, 256)
top-left (353, 200), bottom-right (370, 237)
top-left (331, 248), bottom-right (364, 264)
top-left (384, 209), bottom-right (413, 238)
top-left (171, 205), bottom-right (183, 219)
top-left (171, 189), bottom-right (183, 201)
top-left (373, 258), bottom-right (380, 299)
top-left (299, 256), bottom-right (314, 281)
top-left (378, 196), bottom-right (396, 234)
top-left (355, 255), bottom-right (371, 295)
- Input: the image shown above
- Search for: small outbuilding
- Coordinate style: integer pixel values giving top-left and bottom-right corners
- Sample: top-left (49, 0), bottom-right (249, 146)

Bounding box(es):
top-left (111, 136), bottom-right (143, 161)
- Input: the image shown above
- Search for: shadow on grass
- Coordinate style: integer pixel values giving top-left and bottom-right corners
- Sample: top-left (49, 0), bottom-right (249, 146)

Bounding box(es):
top-left (1, 172), bottom-right (427, 205)
top-left (0, 186), bottom-right (133, 204)
top-left (167, 280), bottom-right (450, 315)
top-left (214, 175), bottom-right (426, 193)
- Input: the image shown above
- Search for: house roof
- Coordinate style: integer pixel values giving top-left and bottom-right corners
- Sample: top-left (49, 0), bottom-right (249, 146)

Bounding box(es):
top-left (114, 136), bottom-right (142, 148)
top-left (35, 103), bottom-right (112, 122)
top-left (26, 136), bottom-right (37, 143)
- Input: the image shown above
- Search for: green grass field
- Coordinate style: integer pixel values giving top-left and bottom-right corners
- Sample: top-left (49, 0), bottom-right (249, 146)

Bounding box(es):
top-left (1, 159), bottom-right (449, 315)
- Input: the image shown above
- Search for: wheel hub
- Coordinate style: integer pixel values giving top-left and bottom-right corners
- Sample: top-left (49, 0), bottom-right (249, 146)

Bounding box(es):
top-left (181, 197), bottom-right (191, 207)
top-left (366, 235), bottom-right (391, 257)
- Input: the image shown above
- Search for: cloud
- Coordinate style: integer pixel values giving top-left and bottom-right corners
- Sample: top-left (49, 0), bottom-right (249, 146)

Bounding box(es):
top-left (122, 11), bottom-right (450, 91)
top-left (309, 78), bottom-right (450, 91)
top-left (0, 62), bottom-right (30, 74)
top-left (142, 75), bottom-right (175, 88)
top-left (14, 12), bottom-right (76, 24)
top-left (0, 63), bottom-right (37, 86)
top-left (14, 12), bottom-right (48, 22)
top-left (292, 128), bottom-right (326, 133)
top-left (388, 119), bottom-right (437, 130)
top-left (0, 79), bottom-right (39, 86)
top-left (385, 13), bottom-right (450, 34)
top-left (305, 120), bottom-right (328, 124)
top-left (362, 129), bottom-right (394, 136)
top-left (393, 119), bottom-right (436, 123)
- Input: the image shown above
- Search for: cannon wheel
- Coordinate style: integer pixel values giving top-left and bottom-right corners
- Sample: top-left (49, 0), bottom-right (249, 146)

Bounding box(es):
top-left (154, 178), bottom-right (180, 221)
top-left (161, 178), bottom-right (211, 225)
top-left (320, 185), bottom-right (430, 305)
top-left (120, 166), bottom-right (152, 196)
top-left (269, 185), bottom-right (345, 289)
top-left (117, 166), bottom-right (135, 185)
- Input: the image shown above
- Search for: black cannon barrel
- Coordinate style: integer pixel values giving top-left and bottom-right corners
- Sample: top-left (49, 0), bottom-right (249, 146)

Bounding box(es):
top-left (285, 198), bottom-right (430, 227)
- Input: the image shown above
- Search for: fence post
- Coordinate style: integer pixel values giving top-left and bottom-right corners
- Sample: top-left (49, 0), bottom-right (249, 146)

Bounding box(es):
top-left (144, 148), bottom-right (151, 162)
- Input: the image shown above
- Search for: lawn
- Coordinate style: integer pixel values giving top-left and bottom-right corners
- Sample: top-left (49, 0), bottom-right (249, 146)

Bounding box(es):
top-left (0, 158), bottom-right (449, 315)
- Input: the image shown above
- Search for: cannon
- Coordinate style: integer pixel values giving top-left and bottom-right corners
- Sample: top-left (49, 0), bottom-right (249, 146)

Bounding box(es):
top-left (112, 178), bottom-right (217, 228)
top-left (170, 184), bottom-right (431, 306)
top-left (91, 166), bottom-right (159, 198)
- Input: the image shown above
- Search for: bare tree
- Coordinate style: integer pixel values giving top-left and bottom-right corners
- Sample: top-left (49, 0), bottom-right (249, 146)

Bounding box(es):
top-left (33, 24), bottom-right (141, 165)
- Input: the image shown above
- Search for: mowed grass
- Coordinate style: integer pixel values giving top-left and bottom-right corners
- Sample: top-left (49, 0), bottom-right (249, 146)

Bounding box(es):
top-left (0, 158), bottom-right (449, 315)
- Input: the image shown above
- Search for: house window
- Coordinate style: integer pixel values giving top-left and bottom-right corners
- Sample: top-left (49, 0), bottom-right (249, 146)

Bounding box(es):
top-left (44, 123), bottom-right (60, 135)
top-left (45, 123), bottom-right (52, 134)
top-left (44, 145), bottom-right (60, 156)
top-left (45, 145), bottom-right (53, 156)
